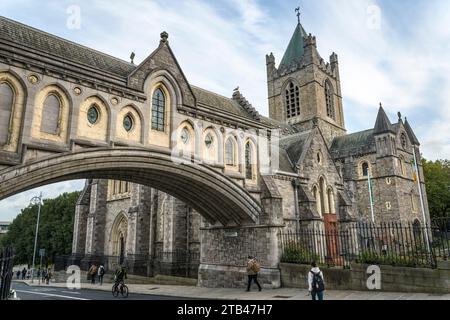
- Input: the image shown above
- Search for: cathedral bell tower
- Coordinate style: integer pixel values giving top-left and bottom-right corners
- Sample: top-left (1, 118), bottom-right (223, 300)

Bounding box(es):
top-left (267, 12), bottom-right (346, 146)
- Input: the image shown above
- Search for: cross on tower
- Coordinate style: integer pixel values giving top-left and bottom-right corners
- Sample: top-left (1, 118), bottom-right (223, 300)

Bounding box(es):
top-left (295, 6), bottom-right (301, 24)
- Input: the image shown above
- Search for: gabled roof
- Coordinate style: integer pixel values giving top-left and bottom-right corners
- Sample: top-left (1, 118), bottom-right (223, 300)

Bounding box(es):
top-left (279, 23), bottom-right (308, 70)
top-left (0, 16), bottom-right (135, 77)
top-left (404, 118), bottom-right (420, 145)
top-left (191, 86), bottom-right (254, 119)
top-left (330, 129), bottom-right (376, 156)
top-left (373, 106), bottom-right (395, 134)
top-left (279, 131), bottom-right (312, 170)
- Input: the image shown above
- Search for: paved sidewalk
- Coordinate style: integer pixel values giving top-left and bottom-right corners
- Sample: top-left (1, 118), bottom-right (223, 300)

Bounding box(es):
top-left (20, 280), bottom-right (450, 300)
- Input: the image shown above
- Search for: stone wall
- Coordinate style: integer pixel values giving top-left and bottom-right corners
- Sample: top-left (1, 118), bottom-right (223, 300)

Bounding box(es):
top-left (280, 263), bottom-right (450, 294)
top-left (198, 225), bottom-right (282, 288)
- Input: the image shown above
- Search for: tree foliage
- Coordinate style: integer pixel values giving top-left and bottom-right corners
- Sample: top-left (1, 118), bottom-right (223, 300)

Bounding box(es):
top-left (0, 191), bottom-right (80, 265)
top-left (422, 159), bottom-right (450, 219)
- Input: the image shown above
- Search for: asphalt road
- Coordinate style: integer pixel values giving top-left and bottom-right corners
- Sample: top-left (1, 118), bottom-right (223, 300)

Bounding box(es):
top-left (11, 282), bottom-right (188, 300)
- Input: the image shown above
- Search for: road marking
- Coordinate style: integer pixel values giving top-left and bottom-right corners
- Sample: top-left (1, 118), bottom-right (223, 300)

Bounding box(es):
top-left (15, 290), bottom-right (90, 300)
top-left (62, 291), bottom-right (81, 295)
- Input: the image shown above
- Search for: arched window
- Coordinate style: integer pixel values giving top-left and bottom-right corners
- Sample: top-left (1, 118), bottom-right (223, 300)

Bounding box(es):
top-left (362, 162), bottom-right (370, 177)
top-left (0, 82), bottom-right (14, 145)
top-left (319, 177), bottom-right (327, 216)
top-left (181, 127), bottom-right (190, 144)
top-left (325, 80), bottom-right (335, 120)
top-left (41, 94), bottom-right (61, 135)
top-left (313, 185), bottom-right (321, 215)
top-left (225, 137), bottom-right (236, 166)
top-left (285, 82), bottom-right (300, 119)
top-left (327, 188), bottom-right (335, 215)
top-left (245, 141), bottom-right (254, 180)
top-left (152, 88), bottom-right (165, 131)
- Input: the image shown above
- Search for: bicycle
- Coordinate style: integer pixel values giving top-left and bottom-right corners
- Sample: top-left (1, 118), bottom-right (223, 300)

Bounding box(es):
top-left (112, 280), bottom-right (129, 298)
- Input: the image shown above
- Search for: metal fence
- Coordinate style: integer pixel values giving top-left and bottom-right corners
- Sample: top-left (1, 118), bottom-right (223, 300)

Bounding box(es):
top-left (0, 247), bottom-right (14, 300)
top-left (153, 250), bottom-right (200, 278)
top-left (280, 220), bottom-right (450, 269)
top-left (54, 250), bottom-right (201, 279)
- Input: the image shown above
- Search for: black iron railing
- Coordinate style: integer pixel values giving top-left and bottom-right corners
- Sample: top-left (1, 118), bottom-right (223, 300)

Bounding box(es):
top-left (280, 220), bottom-right (450, 269)
top-left (0, 247), bottom-right (14, 300)
top-left (54, 250), bottom-right (201, 279)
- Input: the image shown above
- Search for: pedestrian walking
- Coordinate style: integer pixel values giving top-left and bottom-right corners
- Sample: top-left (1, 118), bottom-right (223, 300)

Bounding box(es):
top-left (245, 255), bottom-right (262, 292)
top-left (88, 264), bottom-right (98, 285)
top-left (26, 270), bottom-right (31, 279)
top-left (41, 269), bottom-right (46, 282)
top-left (21, 267), bottom-right (27, 280)
top-left (16, 270), bottom-right (20, 279)
top-left (45, 268), bottom-right (51, 284)
top-left (98, 264), bottom-right (105, 285)
top-left (308, 261), bottom-right (325, 301)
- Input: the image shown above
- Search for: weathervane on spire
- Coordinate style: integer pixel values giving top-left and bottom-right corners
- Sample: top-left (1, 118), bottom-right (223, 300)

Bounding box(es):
top-left (295, 6), bottom-right (301, 24)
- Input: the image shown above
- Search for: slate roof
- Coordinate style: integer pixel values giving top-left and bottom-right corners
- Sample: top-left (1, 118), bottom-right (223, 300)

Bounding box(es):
top-left (259, 116), bottom-right (299, 136)
top-left (404, 118), bottom-right (420, 145)
top-left (330, 129), bottom-right (376, 156)
top-left (279, 23), bottom-right (308, 70)
top-left (191, 86), bottom-right (254, 119)
top-left (373, 106), bottom-right (394, 134)
top-left (279, 131), bottom-right (311, 170)
top-left (0, 16), bottom-right (135, 77)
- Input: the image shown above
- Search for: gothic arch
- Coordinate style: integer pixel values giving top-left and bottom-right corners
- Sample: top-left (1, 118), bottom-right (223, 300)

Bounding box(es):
top-left (244, 139), bottom-right (257, 182)
top-left (281, 78), bottom-right (301, 120)
top-left (32, 84), bottom-right (72, 144)
top-left (110, 212), bottom-right (128, 258)
top-left (224, 133), bottom-right (242, 171)
top-left (202, 126), bottom-right (220, 164)
top-left (0, 147), bottom-right (261, 226)
top-left (0, 71), bottom-right (26, 153)
top-left (175, 119), bottom-right (198, 160)
top-left (77, 95), bottom-right (111, 143)
top-left (116, 104), bottom-right (143, 144)
top-left (318, 176), bottom-right (328, 216)
top-left (324, 79), bottom-right (335, 120)
top-left (327, 186), bottom-right (335, 215)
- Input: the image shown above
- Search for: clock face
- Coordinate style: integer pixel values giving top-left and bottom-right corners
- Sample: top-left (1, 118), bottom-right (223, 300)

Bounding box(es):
top-left (123, 115), bottom-right (133, 132)
top-left (181, 128), bottom-right (190, 144)
top-left (205, 133), bottom-right (213, 149)
top-left (87, 106), bottom-right (99, 124)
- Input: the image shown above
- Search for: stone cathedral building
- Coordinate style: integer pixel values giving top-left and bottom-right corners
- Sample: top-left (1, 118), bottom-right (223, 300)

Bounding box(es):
top-left (0, 15), bottom-right (429, 284)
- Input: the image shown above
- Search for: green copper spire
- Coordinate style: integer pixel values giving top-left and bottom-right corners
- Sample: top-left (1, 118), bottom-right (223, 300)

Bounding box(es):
top-left (279, 23), bottom-right (308, 70)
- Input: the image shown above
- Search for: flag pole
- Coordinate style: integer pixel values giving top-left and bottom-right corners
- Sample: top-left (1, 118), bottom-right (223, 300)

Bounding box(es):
top-left (368, 171), bottom-right (375, 223)
top-left (412, 145), bottom-right (430, 253)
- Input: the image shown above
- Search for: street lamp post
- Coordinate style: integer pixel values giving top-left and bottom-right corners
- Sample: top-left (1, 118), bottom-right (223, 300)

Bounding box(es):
top-left (30, 193), bottom-right (43, 283)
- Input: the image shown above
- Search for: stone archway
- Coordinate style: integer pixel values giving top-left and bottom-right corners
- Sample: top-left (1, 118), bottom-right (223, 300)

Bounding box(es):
top-left (0, 147), bottom-right (261, 226)
top-left (111, 212), bottom-right (128, 264)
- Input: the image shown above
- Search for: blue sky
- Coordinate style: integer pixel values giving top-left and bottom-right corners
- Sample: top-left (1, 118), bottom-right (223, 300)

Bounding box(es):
top-left (1, 0), bottom-right (449, 221)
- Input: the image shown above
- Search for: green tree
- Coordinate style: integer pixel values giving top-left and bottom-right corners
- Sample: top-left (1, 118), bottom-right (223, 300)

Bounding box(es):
top-left (422, 159), bottom-right (450, 219)
top-left (0, 191), bottom-right (80, 265)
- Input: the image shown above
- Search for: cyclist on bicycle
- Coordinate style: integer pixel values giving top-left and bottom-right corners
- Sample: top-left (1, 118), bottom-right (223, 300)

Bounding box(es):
top-left (114, 265), bottom-right (127, 290)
